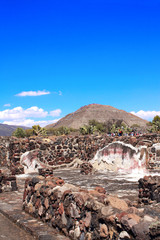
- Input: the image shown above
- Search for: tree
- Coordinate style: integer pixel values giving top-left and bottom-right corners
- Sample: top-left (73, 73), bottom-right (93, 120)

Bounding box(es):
top-left (79, 125), bottom-right (89, 135)
top-left (153, 115), bottom-right (160, 122)
top-left (32, 125), bottom-right (46, 136)
top-left (12, 128), bottom-right (26, 138)
top-left (147, 115), bottom-right (160, 133)
top-left (58, 126), bottom-right (71, 135)
top-left (25, 129), bottom-right (34, 137)
top-left (146, 122), bottom-right (152, 127)
top-left (88, 119), bottom-right (106, 133)
top-left (46, 126), bottom-right (76, 136)
top-left (111, 124), bottom-right (116, 133)
top-left (151, 115), bottom-right (160, 132)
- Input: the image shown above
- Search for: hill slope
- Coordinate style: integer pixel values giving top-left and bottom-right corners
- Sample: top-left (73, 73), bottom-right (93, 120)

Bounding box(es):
top-left (0, 123), bottom-right (29, 136)
top-left (46, 104), bottom-right (148, 129)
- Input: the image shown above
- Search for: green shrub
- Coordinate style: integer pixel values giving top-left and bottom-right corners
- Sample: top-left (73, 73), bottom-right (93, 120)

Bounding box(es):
top-left (12, 128), bottom-right (26, 138)
top-left (25, 129), bottom-right (34, 137)
top-left (46, 126), bottom-right (76, 136)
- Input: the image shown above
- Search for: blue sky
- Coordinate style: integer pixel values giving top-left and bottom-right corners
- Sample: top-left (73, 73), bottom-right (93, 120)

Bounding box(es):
top-left (0, 0), bottom-right (160, 127)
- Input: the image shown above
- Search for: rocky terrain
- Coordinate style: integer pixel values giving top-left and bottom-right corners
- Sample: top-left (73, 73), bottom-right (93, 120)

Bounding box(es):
top-left (0, 134), bottom-right (160, 239)
top-left (46, 104), bottom-right (148, 129)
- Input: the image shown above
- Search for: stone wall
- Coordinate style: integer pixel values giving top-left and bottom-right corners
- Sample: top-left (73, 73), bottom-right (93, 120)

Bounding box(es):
top-left (0, 134), bottom-right (160, 173)
top-left (0, 137), bottom-right (10, 167)
top-left (23, 175), bottom-right (160, 240)
top-left (0, 169), bottom-right (18, 193)
top-left (147, 144), bottom-right (160, 169)
top-left (138, 175), bottom-right (160, 204)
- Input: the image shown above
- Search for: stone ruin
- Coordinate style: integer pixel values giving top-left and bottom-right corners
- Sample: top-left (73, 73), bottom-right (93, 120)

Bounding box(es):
top-left (147, 143), bottom-right (160, 169)
top-left (0, 134), bottom-right (160, 175)
top-left (138, 175), bottom-right (160, 204)
top-left (0, 134), bottom-right (160, 239)
top-left (0, 168), bottom-right (18, 193)
top-left (90, 141), bottom-right (148, 172)
top-left (23, 175), bottom-right (160, 240)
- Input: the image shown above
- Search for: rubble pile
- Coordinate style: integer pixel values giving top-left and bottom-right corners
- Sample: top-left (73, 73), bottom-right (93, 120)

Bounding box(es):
top-left (23, 176), bottom-right (160, 240)
top-left (80, 162), bottom-right (93, 175)
top-left (10, 165), bottom-right (24, 175)
top-left (38, 168), bottom-right (54, 177)
top-left (138, 175), bottom-right (160, 204)
top-left (0, 169), bottom-right (18, 193)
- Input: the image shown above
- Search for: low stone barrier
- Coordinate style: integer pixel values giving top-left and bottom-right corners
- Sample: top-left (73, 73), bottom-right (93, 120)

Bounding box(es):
top-left (0, 169), bottom-right (18, 193)
top-left (138, 175), bottom-right (160, 204)
top-left (23, 175), bottom-right (160, 240)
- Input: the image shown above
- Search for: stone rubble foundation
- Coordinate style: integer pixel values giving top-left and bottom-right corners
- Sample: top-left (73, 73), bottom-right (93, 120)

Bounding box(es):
top-left (138, 175), bottom-right (160, 204)
top-left (23, 175), bottom-right (160, 240)
top-left (0, 169), bottom-right (18, 193)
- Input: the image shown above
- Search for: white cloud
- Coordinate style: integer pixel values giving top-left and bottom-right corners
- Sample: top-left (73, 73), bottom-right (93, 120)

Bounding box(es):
top-left (0, 106), bottom-right (48, 120)
top-left (50, 109), bottom-right (62, 117)
top-left (3, 119), bottom-right (59, 128)
top-left (0, 106), bottom-right (62, 127)
top-left (131, 110), bottom-right (160, 120)
top-left (24, 106), bottom-right (48, 118)
top-left (15, 90), bottom-right (50, 97)
top-left (4, 103), bottom-right (11, 107)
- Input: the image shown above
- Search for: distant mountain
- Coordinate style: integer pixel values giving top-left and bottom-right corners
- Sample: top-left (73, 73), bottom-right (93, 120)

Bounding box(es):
top-left (0, 123), bottom-right (29, 136)
top-left (46, 104), bottom-right (148, 129)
